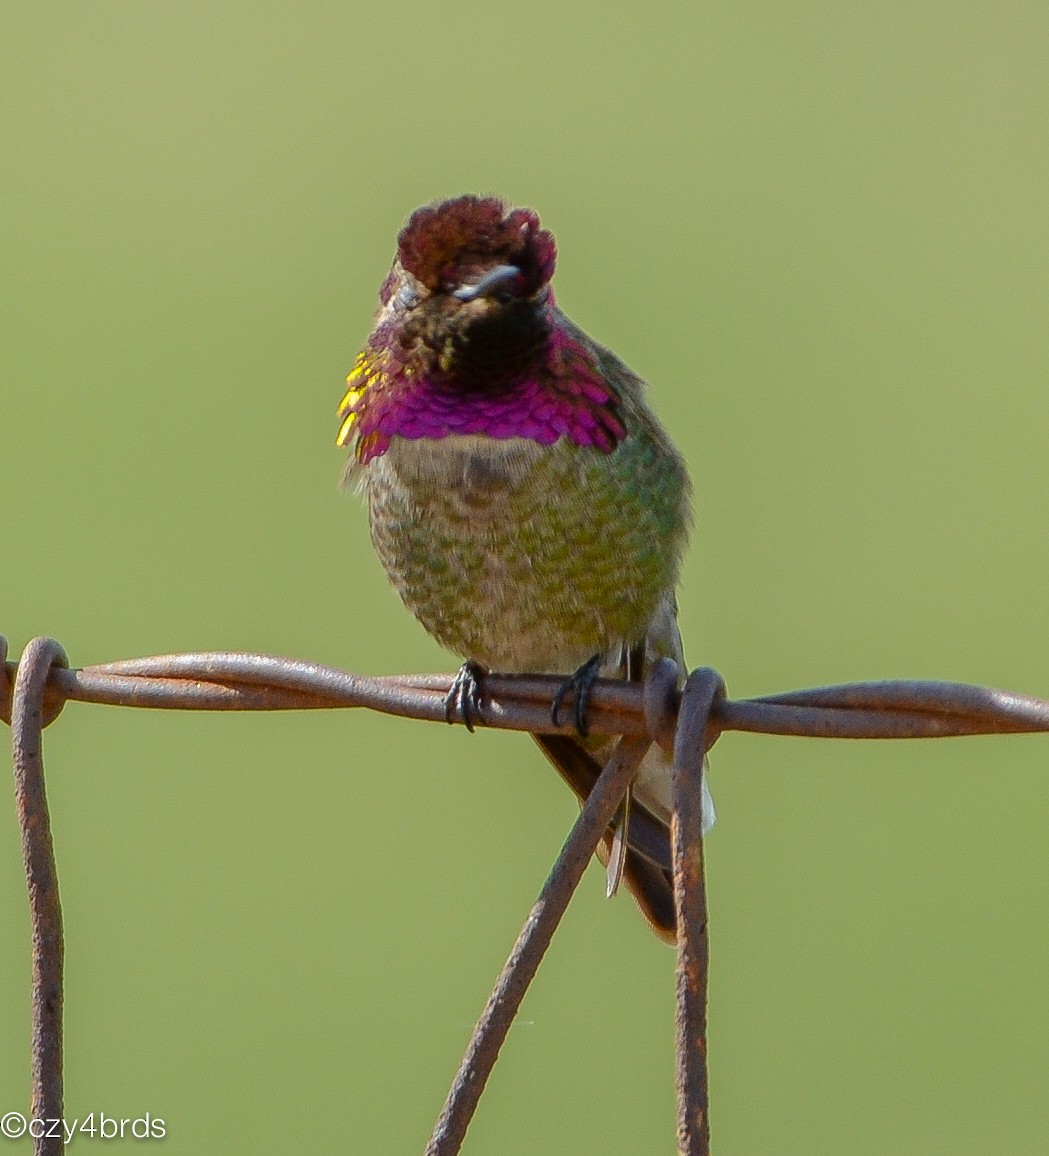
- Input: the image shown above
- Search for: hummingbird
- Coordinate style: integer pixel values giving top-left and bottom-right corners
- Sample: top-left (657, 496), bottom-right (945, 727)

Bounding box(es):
top-left (337, 194), bottom-right (714, 942)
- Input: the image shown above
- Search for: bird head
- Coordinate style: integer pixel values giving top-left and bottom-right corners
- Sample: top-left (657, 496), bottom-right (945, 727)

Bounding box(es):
top-left (339, 196), bottom-right (623, 462)
top-left (380, 195), bottom-right (557, 389)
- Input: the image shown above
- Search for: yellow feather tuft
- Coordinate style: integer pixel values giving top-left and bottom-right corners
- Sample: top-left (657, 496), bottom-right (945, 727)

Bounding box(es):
top-left (336, 412), bottom-right (357, 447)
top-left (336, 352), bottom-right (381, 445)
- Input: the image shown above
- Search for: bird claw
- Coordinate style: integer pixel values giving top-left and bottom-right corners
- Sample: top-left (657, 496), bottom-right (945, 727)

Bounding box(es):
top-left (551, 654), bottom-right (603, 737)
top-left (445, 661), bottom-right (485, 732)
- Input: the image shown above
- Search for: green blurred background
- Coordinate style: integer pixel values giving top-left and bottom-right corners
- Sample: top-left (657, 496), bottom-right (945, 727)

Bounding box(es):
top-left (4, 2), bottom-right (1049, 1152)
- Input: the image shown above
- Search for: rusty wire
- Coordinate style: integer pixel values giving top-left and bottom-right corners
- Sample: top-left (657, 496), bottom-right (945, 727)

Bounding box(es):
top-left (5, 634), bottom-right (1049, 1155)
top-left (6, 637), bottom-right (66, 1156)
top-left (671, 667), bottom-right (722, 1154)
top-left (425, 734), bottom-right (652, 1155)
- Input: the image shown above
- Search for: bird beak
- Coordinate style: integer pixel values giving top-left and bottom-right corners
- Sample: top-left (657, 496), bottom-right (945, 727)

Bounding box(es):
top-left (452, 264), bottom-right (524, 301)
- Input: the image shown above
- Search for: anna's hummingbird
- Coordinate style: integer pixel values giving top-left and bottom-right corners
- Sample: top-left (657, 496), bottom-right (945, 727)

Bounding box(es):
top-left (338, 194), bottom-right (714, 941)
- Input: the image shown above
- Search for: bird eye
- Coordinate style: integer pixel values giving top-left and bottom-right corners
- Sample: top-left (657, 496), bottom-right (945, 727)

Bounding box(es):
top-left (394, 284), bottom-right (420, 310)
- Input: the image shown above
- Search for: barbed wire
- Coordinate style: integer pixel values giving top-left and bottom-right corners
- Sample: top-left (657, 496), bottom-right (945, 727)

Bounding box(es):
top-left (4, 632), bottom-right (1049, 1155)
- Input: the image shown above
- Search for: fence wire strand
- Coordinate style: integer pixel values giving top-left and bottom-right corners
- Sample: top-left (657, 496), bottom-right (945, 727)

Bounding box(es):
top-left (8, 638), bottom-right (67, 1156)
top-left (5, 633), bottom-right (1049, 1156)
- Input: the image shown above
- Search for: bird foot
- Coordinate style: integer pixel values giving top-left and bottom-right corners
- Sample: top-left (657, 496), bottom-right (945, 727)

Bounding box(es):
top-left (445, 661), bottom-right (486, 732)
top-left (551, 654), bottom-right (603, 737)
